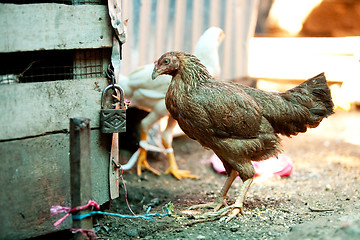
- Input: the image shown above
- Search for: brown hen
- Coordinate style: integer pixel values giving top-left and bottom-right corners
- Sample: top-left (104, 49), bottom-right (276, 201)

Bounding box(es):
top-left (152, 51), bottom-right (334, 222)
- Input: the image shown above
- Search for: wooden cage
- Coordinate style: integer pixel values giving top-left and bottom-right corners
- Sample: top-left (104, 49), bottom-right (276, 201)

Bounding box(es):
top-left (0, 2), bottom-right (113, 239)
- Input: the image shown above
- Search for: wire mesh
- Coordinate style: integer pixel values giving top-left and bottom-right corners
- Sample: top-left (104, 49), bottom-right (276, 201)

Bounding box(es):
top-left (0, 49), bottom-right (110, 84)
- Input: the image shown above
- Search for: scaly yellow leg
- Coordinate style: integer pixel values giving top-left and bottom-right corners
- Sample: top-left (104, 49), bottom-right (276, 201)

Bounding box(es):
top-left (221, 177), bottom-right (254, 222)
top-left (162, 137), bottom-right (197, 180)
top-left (137, 129), bottom-right (160, 176)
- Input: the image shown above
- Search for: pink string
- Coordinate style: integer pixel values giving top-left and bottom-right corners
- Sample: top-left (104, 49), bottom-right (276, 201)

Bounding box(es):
top-left (70, 228), bottom-right (97, 240)
top-left (119, 166), bottom-right (136, 216)
top-left (51, 200), bottom-right (100, 228)
top-left (53, 212), bottom-right (71, 228)
top-left (50, 205), bottom-right (71, 215)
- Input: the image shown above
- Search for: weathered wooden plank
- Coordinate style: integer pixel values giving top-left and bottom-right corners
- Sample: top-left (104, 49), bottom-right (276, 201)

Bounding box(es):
top-left (109, 91), bottom-right (122, 200)
top-left (0, 130), bottom-right (110, 239)
top-left (109, 132), bottom-right (120, 199)
top-left (70, 118), bottom-right (93, 238)
top-left (0, 78), bottom-right (109, 141)
top-left (0, 3), bottom-right (112, 52)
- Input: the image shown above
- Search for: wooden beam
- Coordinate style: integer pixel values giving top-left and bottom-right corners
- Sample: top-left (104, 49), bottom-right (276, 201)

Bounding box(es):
top-left (70, 118), bottom-right (93, 239)
top-left (0, 78), bottom-right (108, 141)
top-left (0, 3), bottom-right (112, 53)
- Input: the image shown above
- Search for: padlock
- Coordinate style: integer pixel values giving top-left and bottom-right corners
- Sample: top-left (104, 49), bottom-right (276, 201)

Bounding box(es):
top-left (100, 84), bottom-right (127, 133)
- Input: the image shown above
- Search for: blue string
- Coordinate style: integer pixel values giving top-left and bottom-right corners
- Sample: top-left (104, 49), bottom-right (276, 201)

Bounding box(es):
top-left (72, 206), bottom-right (169, 222)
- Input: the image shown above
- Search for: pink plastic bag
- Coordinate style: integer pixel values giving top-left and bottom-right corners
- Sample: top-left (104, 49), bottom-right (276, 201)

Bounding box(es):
top-left (210, 153), bottom-right (293, 178)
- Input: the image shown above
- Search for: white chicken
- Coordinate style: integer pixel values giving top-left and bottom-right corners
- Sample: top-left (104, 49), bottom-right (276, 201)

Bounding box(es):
top-left (119, 27), bottom-right (225, 179)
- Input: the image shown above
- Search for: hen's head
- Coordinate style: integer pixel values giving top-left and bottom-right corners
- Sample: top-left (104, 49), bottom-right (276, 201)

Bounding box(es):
top-left (152, 51), bottom-right (182, 80)
top-left (152, 51), bottom-right (212, 83)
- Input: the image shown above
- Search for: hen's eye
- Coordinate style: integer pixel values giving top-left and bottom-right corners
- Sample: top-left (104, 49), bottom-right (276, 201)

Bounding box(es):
top-left (163, 58), bottom-right (170, 65)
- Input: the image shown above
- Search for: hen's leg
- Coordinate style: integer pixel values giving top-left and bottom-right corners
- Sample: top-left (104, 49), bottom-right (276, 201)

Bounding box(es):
top-left (220, 161), bottom-right (255, 222)
top-left (162, 116), bottom-right (197, 180)
top-left (221, 177), bottom-right (253, 222)
top-left (189, 169), bottom-right (237, 210)
top-left (187, 162), bottom-right (255, 222)
top-left (137, 111), bottom-right (161, 176)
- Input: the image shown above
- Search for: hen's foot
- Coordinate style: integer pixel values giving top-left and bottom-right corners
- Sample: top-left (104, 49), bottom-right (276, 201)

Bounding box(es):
top-left (186, 204), bottom-right (243, 222)
top-left (188, 199), bottom-right (227, 211)
top-left (182, 205), bottom-right (232, 221)
top-left (219, 203), bottom-right (244, 222)
top-left (165, 150), bottom-right (197, 180)
top-left (137, 148), bottom-right (160, 176)
top-left (165, 167), bottom-right (197, 180)
top-left (217, 177), bottom-right (253, 222)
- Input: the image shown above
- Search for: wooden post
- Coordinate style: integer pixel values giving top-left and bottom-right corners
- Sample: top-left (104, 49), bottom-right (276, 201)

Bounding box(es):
top-left (109, 90), bottom-right (121, 200)
top-left (70, 118), bottom-right (93, 239)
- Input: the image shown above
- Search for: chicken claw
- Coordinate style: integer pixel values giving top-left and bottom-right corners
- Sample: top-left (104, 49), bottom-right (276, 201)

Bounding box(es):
top-left (188, 198), bottom-right (227, 211)
top-left (137, 147), bottom-right (160, 176)
top-left (189, 170), bottom-right (237, 211)
top-left (165, 167), bottom-right (197, 180)
top-left (183, 204), bottom-right (243, 222)
top-left (219, 178), bottom-right (253, 222)
top-left (165, 150), bottom-right (197, 180)
top-left (220, 204), bottom-right (244, 222)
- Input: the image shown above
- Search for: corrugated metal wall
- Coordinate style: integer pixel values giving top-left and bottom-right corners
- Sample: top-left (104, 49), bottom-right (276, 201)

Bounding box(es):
top-left (120, 0), bottom-right (259, 81)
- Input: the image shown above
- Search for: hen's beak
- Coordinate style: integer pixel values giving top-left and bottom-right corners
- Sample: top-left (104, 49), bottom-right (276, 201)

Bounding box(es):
top-left (152, 69), bottom-right (159, 80)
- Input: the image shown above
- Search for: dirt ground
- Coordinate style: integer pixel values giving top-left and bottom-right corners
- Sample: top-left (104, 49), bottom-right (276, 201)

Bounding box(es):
top-left (94, 110), bottom-right (360, 240)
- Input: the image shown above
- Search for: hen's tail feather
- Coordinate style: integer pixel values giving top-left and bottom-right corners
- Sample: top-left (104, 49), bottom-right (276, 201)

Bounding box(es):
top-left (290, 72), bottom-right (334, 116)
top-left (280, 73), bottom-right (334, 135)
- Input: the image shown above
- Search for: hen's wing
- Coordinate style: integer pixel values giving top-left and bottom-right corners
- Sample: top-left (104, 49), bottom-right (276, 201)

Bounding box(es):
top-left (173, 80), bottom-right (263, 141)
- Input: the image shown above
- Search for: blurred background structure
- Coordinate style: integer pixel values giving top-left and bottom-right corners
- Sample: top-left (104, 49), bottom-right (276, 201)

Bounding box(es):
top-left (251, 0), bottom-right (360, 111)
top-left (119, 0), bottom-right (259, 81)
